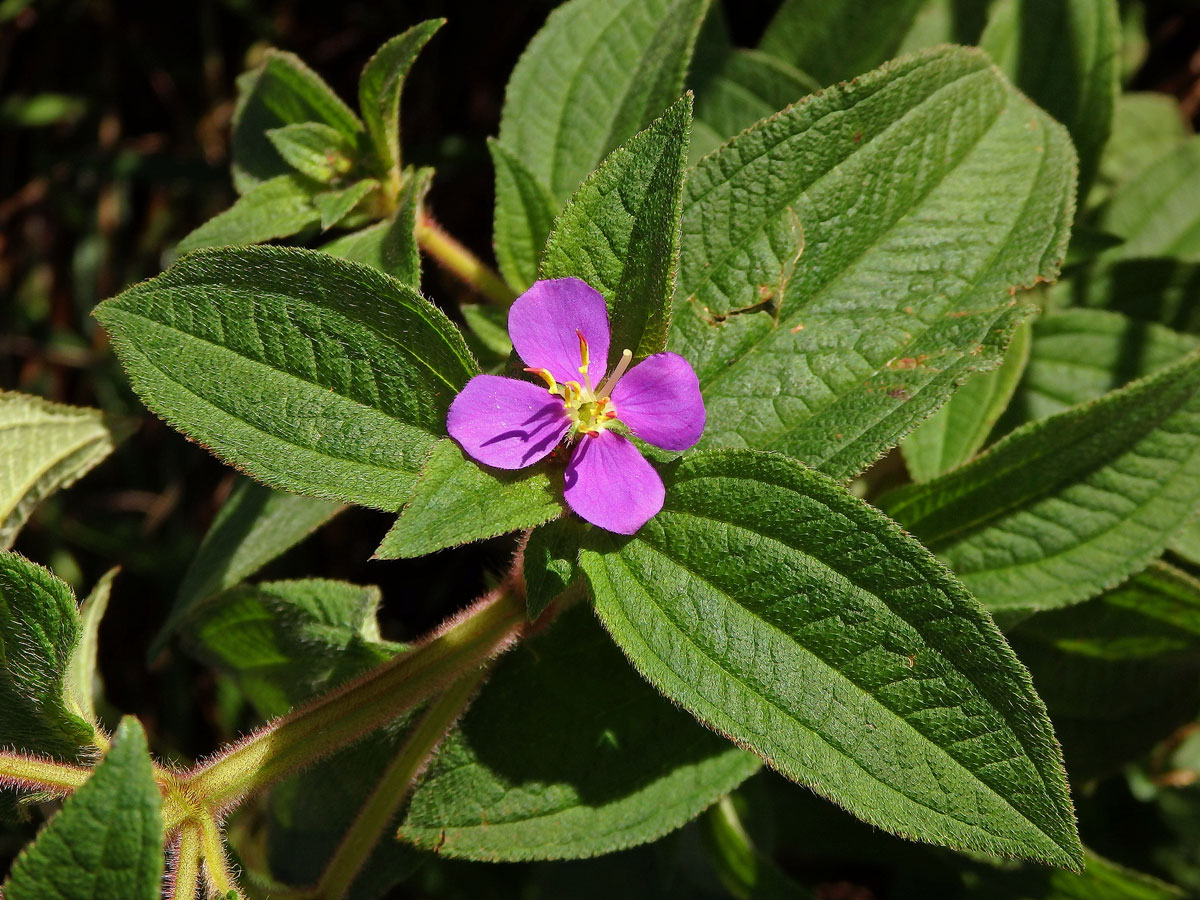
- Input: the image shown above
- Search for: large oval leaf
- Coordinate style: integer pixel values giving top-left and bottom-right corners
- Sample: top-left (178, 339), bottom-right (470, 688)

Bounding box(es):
top-left (672, 46), bottom-right (1076, 480)
top-left (94, 246), bottom-right (477, 510)
top-left (580, 450), bottom-right (1081, 868)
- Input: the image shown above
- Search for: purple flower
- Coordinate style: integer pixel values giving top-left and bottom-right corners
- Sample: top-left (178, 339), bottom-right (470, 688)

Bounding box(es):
top-left (447, 277), bottom-right (705, 534)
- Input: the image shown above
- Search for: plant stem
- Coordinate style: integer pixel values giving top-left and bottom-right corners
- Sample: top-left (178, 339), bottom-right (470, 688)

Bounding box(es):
top-left (0, 752), bottom-right (91, 796)
top-left (183, 585), bottom-right (527, 813)
top-left (171, 823), bottom-right (202, 900)
top-left (416, 212), bottom-right (519, 306)
top-left (315, 664), bottom-right (491, 898)
top-left (201, 814), bottom-right (243, 898)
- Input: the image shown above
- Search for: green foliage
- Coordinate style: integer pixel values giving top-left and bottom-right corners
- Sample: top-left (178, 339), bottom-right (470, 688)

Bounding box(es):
top-left (0, 393), bottom-right (130, 549)
top-left (375, 440), bottom-right (563, 559)
top-left (176, 174), bottom-right (320, 253)
top-left (3, 719), bottom-right (162, 900)
top-left (492, 0), bottom-right (710, 276)
top-left (399, 606), bottom-right (760, 860)
top-left (181, 578), bottom-right (398, 717)
top-left (265, 122), bottom-right (358, 184)
top-left (231, 50), bottom-right (364, 194)
top-left (883, 347), bottom-right (1200, 616)
top-left (94, 246), bottom-right (477, 510)
top-left (980, 0), bottom-right (1120, 193)
top-left (1091, 92), bottom-right (1189, 206)
top-left (758, 0), bottom-right (926, 85)
top-left (0, 552), bottom-right (94, 759)
top-left (962, 851), bottom-right (1187, 899)
top-left (321, 167), bottom-right (430, 285)
top-left (313, 179), bottom-right (378, 230)
top-left (580, 450), bottom-right (1081, 868)
top-left (672, 46), bottom-right (1075, 480)
top-left (522, 518), bottom-right (586, 619)
top-left (359, 20), bottom-right (444, 174)
top-left (1098, 137), bottom-right (1200, 261)
top-left (903, 320), bottom-right (1031, 481)
top-left (541, 96), bottom-right (691, 360)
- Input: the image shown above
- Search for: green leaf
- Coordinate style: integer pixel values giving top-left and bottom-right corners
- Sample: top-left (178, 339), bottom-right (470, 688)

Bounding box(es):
top-left (151, 478), bottom-right (341, 656)
top-left (375, 440), bottom-right (563, 559)
top-left (63, 568), bottom-right (116, 727)
top-left (94, 246), bottom-right (477, 510)
top-left (580, 449), bottom-right (1081, 868)
top-left (672, 46), bottom-right (1076, 480)
top-left (895, 0), bottom-right (994, 54)
top-left (689, 45), bottom-right (819, 162)
top-left (1060, 257), bottom-right (1200, 334)
top-left (1091, 92), bottom-right (1188, 207)
top-left (1098, 137), bottom-right (1200, 262)
top-left (1000, 309), bottom-right (1197, 429)
top-left (1013, 562), bottom-right (1200, 662)
top-left (3, 718), bottom-right (162, 900)
top-left (460, 302), bottom-right (513, 363)
top-left (979, 0), bottom-right (1120, 193)
top-left (0, 392), bottom-right (130, 549)
top-left (181, 578), bottom-right (397, 718)
top-left (541, 96), bottom-right (690, 360)
top-left (176, 174), bottom-right (320, 253)
top-left (1170, 521), bottom-right (1200, 567)
top-left (314, 178), bottom-right (378, 230)
top-left (523, 518), bottom-right (586, 619)
top-left (902, 320), bottom-right (1031, 481)
top-left (499, 0), bottom-right (707, 202)
top-left (358, 20), bottom-right (444, 173)
top-left (758, 0), bottom-right (926, 86)
top-left (320, 167), bottom-right (428, 285)
top-left (265, 122), bottom-right (357, 183)
top-left (399, 605), bottom-right (760, 860)
top-left (882, 347), bottom-right (1200, 616)
top-left (0, 551), bottom-right (93, 759)
top-left (232, 50), bottom-right (364, 194)
top-left (701, 795), bottom-right (812, 900)
top-left (488, 139), bottom-right (561, 292)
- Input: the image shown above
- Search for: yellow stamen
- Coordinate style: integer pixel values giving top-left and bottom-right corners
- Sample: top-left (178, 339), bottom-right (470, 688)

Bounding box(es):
top-left (524, 367), bottom-right (560, 395)
top-left (576, 330), bottom-right (590, 377)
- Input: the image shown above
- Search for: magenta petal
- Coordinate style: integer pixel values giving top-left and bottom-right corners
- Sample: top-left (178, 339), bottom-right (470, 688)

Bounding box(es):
top-left (508, 278), bottom-right (611, 384)
top-left (563, 432), bottom-right (664, 534)
top-left (609, 352), bottom-right (705, 451)
top-left (447, 375), bottom-right (569, 469)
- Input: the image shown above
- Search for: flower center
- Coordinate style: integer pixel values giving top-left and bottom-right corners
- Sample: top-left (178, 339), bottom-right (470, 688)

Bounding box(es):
top-left (525, 332), bottom-right (634, 438)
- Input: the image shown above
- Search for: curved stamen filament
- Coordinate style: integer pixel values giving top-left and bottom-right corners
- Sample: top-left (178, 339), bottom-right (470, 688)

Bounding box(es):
top-left (576, 330), bottom-right (594, 393)
top-left (524, 367), bottom-right (559, 395)
top-left (596, 349), bottom-right (633, 399)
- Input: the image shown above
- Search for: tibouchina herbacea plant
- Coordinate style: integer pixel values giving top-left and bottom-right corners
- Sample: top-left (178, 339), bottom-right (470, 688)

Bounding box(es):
top-left (9, 2), bottom-right (1200, 898)
top-left (448, 277), bottom-right (704, 534)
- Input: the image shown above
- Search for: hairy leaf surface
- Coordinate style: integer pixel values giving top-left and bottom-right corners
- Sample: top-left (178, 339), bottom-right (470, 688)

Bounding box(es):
top-left (358, 20), bottom-right (443, 173)
top-left (883, 348), bottom-right (1200, 615)
top-left (95, 246), bottom-right (477, 510)
top-left (176, 174), bottom-right (320, 253)
top-left (3, 719), bottom-right (162, 900)
top-left (672, 47), bottom-right (1075, 480)
top-left (581, 450), bottom-right (1081, 867)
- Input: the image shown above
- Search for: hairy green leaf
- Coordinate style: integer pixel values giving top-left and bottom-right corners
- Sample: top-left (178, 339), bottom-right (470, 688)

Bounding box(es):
top-left (176, 174), bottom-right (320, 253)
top-left (375, 440), bottom-right (562, 559)
top-left (672, 46), bottom-right (1075, 480)
top-left (94, 246), bottom-right (477, 510)
top-left (498, 0), bottom-right (708, 203)
top-left (182, 578), bottom-right (396, 718)
top-left (895, 0), bottom-right (994, 54)
top-left (1091, 92), bottom-right (1188, 207)
top-left (359, 20), bottom-right (443, 173)
top-left (314, 178), bottom-right (378, 230)
top-left (3, 718), bottom-right (162, 900)
top-left (581, 449), bottom-right (1081, 868)
top-left (542, 96), bottom-right (691, 360)
top-left (980, 0), bottom-right (1120, 193)
top-left (265, 122), bottom-right (358, 183)
top-left (488, 139), bottom-right (560, 292)
top-left (758, 0), bottom-right (925, 86)
top-left (903, 320), bottom-right (1031, 481)
top-left (320, 168), bottom-right (428, 285)
top-left (883, 347), bottom-right (1200, 615)
top-left (399, 606), bottom-right (760, 860)
top-left (963, 850), bottom-right (1187, 899)
top-left (63, 568), bottom-right (116, 727)
top-left (152, 478), bottom-right (341, 655)
top-left (0, 552), bottom-right (93, 759)
top-left (231, 50), bottom-right (364, 193)
top-left (0, 393), bottom-right (130, 549)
